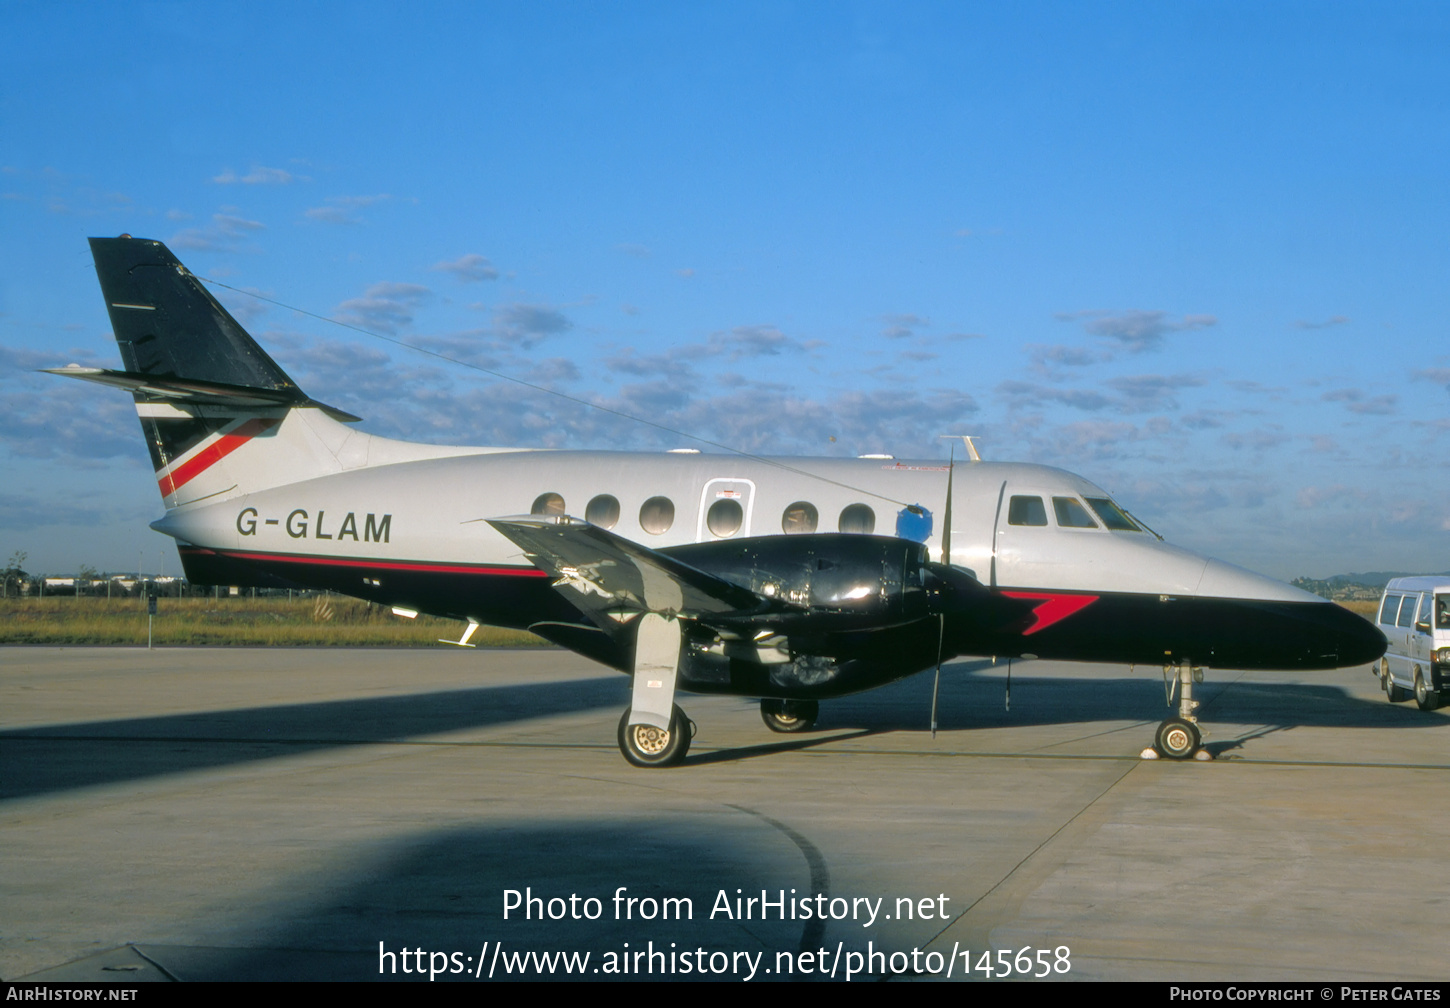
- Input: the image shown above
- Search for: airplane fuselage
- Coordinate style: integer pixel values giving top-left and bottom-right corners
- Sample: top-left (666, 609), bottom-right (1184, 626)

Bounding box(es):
top-left (153, 429), bottom-right (1382, 697)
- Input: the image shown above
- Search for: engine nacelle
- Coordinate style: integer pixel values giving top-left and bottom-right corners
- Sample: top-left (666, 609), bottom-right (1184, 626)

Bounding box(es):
top-left (663, 533), bottom-right (933, 624)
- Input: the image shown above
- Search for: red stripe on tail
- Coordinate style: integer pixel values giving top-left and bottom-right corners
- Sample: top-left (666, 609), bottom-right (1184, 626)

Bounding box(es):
top-left (158, 418), bottom-right (280, 496)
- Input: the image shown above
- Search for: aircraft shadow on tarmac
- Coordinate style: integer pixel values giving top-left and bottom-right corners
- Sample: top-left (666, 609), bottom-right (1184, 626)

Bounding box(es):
top-left (3, 662), bottom-right (1444, 800)
top-left (0, 675), bottom-right (628, 801)
top-left (20, 820), bottom-right (821, 983)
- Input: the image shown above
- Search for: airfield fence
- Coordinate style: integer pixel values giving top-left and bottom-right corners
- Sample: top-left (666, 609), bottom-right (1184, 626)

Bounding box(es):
top-left (0, 593), bottom-right (547, 647)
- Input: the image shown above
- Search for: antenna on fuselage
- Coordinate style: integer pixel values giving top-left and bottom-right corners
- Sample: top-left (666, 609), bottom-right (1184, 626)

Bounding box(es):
top-left (940, 434), bottom-right (981, 462)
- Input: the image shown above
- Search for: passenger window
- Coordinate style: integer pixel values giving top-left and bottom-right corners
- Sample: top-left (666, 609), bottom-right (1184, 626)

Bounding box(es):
top-left (838, 503), bottom-right (875, 534)
top-left (706, 498), bottom-right (744, 538)
top-left (585, 494), bottom-right (620, 529)
top-left (1053, 497), bottom-right (1100, 528)
top-left (1417, 593), bottom-right (1434, 627)
top-left (1084, 496), bottom-right (1141, 531)
top-left (1437, 596), bottom-right (1450, 630)
top-left (1379, 595), bottom-right (1402, 625)
top-left (782, 501), bottom-right (818, 534)
top-left (1397, 597), bottom-right (1417, 629)
top-left (530, 492), bottom-right (565, 516)
top-left (1007, 496), bottom-right (1047, 526)
top-left (639, 496), bottom-right (674, 535)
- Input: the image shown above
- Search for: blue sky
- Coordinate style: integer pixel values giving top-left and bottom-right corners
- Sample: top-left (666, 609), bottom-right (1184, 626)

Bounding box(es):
top-left (2, 1), bottom-right (1448, 580)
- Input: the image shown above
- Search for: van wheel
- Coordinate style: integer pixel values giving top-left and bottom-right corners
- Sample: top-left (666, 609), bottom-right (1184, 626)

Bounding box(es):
top-left (1385, 667), bottom-right (1410, 703)
top-left (1414, 670), bottom-right (1441, 711)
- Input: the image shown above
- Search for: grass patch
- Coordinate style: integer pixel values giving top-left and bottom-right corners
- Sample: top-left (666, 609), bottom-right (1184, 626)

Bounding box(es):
top-left (0, 596), bottom-right (547, 647)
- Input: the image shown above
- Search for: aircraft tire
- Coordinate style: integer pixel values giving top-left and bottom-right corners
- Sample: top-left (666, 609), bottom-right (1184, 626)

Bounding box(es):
top-left (1154, 717), bottom-right (1200, 760)
top-left (618, 705), bottom-right (691, 768)
top-left (760, 698), bottom-right (819, 733)
top-left (1414, 670), bottom-right (1441, 711)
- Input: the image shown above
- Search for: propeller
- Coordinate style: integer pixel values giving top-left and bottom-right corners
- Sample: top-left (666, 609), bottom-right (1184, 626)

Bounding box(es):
top-left (930, 443), bottom-right (956, 737)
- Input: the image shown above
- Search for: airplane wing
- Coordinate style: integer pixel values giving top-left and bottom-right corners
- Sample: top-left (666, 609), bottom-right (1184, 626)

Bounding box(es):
top-left (486, 516), bottom-right (803, 631)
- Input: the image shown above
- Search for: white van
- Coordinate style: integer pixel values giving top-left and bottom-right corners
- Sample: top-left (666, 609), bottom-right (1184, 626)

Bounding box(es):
top-left (1374, 577), bottom-right (1450, 710)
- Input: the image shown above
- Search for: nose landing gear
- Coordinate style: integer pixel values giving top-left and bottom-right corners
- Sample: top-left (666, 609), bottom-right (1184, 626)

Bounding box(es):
top-left (1152, 660), bottom-right (1208, 760)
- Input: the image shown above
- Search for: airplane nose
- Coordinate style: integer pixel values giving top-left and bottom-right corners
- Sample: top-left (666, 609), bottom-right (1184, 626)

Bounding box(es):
top-left (1328, 604), bottom-right (1387, 667)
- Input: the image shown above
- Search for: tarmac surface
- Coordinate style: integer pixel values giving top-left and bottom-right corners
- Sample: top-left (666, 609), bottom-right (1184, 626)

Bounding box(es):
top-left (2, 645), bottom-right (1447, 983)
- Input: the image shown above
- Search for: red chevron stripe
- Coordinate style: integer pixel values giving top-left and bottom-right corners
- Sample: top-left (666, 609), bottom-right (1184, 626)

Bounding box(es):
top-left (158, 418), bottom-right (279, 496)
top-left (1001, 591), bottom-right (1099, 635)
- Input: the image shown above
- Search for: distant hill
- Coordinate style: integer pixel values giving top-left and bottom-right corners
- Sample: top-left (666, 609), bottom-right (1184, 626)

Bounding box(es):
top-left (1321, 572), bottom-right (1450, 588)
top-left (1292, 571), bottom-right (1450, 602)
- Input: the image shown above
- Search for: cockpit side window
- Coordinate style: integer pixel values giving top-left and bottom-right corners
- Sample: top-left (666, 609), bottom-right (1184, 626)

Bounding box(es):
top-left (1007, 495), bottom-right (1047, 526)
top-left (1084, 496), bottom-right (1141, 531)
top-left (1052, 496), bottom-right (1100, 529)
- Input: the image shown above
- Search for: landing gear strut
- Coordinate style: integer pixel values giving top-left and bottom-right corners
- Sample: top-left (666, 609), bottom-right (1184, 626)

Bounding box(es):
top-left (760, 698), bottom-right (819, 733)
top-left (1155, 660), bottom-right (1205, 759)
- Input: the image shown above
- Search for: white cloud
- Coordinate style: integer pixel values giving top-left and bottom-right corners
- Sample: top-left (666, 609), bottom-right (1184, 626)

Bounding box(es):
top-left (1058, 309), bottom-right (1217, 353)
top-left (334, 282), bottom-right (433, 334)
top-left (303, 194), bottom-right (394, 225)
top-left (169, 213), bottom-right (265, 252)
top-left (430, 254), bottom-right (499, 283)
top-left (213, 166), bottom-right (306, 185)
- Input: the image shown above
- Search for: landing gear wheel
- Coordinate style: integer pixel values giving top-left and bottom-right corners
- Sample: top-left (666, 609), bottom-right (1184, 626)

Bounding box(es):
top-left (1155, 717), bottom-right (1201, 760)
top-left (760, 698), bottom-right (819, 733)
top-left (1414, 670), bottom-right (1441, 711)
top-left (618, 705), bottom-right (691, 768)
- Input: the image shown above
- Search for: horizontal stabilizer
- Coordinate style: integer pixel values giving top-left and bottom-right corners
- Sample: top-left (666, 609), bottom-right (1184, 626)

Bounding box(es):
top-left (43, 365), bottom-right (362, 421)
top-left (487, 515), bottom-right (800, 625)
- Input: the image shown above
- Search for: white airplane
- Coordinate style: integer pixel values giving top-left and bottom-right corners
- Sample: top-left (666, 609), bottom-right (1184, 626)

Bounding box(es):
top-left (48, 235), bottom-right (1385, 767)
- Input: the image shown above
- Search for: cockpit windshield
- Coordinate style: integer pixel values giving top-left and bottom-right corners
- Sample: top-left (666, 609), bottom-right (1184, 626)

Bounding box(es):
top-left (1083, 496), bottom-right (1143, 532)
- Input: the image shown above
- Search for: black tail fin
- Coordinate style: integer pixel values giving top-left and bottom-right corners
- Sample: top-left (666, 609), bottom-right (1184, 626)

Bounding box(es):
top-left (47, 236), bottom-right (361, 510)
top-left (88, 235), bottom-right (304, 393)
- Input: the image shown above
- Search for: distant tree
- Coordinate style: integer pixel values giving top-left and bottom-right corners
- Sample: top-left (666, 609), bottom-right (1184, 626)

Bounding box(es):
top-left (3, 550), bottom-right (28, 598)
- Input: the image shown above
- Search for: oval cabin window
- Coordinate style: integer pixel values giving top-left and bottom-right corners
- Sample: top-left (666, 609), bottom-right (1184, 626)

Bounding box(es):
top-left (639, 496), bottom-right (675, 535)
top-left (838, 503), bottom-right (875, 534)
top-left (706, 498), bottom-right (744, 538)
top-left (530, 492), bottom-right (565, 516)
top-left (585, 494), bottom-right (620, 529)
top-left (781, 501), bottom-right (818, 534)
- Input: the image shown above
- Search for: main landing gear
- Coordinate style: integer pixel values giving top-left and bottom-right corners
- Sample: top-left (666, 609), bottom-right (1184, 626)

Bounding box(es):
top-left (1152, 660), bottom-right (1207, 760)
top-left (618, 704), bottom-right (693, 767)
top-left (760, 698), bottom-right (819, 733)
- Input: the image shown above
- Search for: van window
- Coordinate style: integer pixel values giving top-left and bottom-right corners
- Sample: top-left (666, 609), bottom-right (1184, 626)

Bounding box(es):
top-left (1437, 596), bottom-right (1450, 629)
top-left (1417, 593), bottom-right (1433, 627)
top-left (782, 501), bottom-right (818, 534)
top-left (639, 496), bottom-right (674, 535)
top-left (1379, 595), bottom-right (1402, 625)
top-left (531, 492), bottom-right (565, 516)
top-left (1053, 497), bottom-right (1100, 529)
top-left (1008, 496), bottom-right (1047, 526)
top-left (1397, 596), bottom-right (1418, 628)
